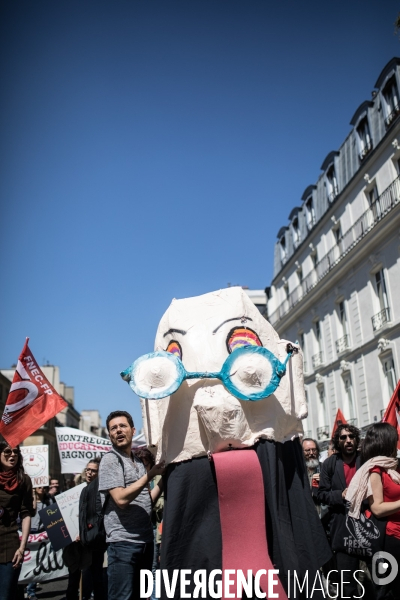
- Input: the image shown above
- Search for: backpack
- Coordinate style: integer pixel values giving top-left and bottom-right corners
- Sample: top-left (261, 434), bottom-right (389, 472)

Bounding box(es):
top-left (79, 450), bottom-right (125, 549)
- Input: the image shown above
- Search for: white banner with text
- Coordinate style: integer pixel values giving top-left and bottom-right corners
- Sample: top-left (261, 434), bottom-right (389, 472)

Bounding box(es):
top-left (55, 426), bottom-right (111, 473)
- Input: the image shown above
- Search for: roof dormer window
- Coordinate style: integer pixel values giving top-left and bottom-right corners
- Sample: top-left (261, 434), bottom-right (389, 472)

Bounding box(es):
top-left (292, 216), bottom-right (301, 247)
top-left (383, 76), bottom-right (400, 127)
top-left (305, 197), bottom-right (315, 230)
top-left (279, 235), bottom-right (287, 264)
top-left (357, 118), bottom-right (372, 161)
top-left (326, 165), bottom-right (339, 202)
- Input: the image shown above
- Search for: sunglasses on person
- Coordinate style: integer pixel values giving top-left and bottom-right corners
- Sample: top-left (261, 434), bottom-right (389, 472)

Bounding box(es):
top-left (2, 448), bottom-right (19, 457)
top-left (339, 434), bottom-right (356, 441)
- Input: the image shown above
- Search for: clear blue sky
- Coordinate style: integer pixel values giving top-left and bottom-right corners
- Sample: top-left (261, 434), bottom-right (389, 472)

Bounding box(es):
top-left (1, 0), bottom-right (399, 430)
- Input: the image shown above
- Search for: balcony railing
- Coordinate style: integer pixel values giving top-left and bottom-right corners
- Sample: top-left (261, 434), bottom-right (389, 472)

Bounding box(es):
top-left (269, 176), bottom-right (400, 326)
top-left (303, 430), bottom-right (312, 438)
top-left (359, 140), bottom-right (373, 161)
top-left (317, 425), bottom-right (330, 441)
top-left (335, 334), bottom-right (350, 354)
top-left (372, 307), bottom-right (391, 332)
top-left (385, 103), bottom-right (400, 128)
top-left (347, 418), bottom-right (358, 427)
top-left (303, 360), bottom-right (308, 374)
top-left (312, 351), bottom-right (324, 369)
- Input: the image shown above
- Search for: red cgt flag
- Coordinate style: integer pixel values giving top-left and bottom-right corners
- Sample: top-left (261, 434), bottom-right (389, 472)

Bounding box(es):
top-left (0, 339), bottom-right (67, 447)
top-left (381, 379), bottom-right (400, 449)
top-left (331, 408), bottom-right (348, 441)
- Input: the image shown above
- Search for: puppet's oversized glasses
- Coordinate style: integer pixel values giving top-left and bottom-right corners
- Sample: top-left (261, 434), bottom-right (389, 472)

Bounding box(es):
top-left (121, 345), bottom-right (294, 402)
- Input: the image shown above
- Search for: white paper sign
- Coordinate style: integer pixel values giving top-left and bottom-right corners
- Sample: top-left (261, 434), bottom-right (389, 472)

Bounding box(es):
top-left (18, 531), bottom-right (68, 584)
top-left (55, 426), bottom-right (112, 474)
top-left (21, 445), bottom-right (49, 488)
top-left (56, 482), bottom-right (87, 541)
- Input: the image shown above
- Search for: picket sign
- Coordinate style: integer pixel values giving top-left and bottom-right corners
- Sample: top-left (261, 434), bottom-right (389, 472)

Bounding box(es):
top-left (21, 445), bottom-right (50, 487)
top-left (18, 531), bottom-right (68, 584)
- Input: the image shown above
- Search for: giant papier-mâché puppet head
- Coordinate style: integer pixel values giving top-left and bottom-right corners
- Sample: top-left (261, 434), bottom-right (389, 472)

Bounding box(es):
top-left (122, 287), bottom-right (307, 464)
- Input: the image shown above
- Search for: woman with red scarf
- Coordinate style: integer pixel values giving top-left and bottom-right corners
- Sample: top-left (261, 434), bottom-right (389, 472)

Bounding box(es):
top-left (0, 441), bottom-right (33, 600)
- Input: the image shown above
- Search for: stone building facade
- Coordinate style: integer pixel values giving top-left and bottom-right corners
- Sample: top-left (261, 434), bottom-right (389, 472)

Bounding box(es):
top-left (267, 57), bottom-right (400, 443)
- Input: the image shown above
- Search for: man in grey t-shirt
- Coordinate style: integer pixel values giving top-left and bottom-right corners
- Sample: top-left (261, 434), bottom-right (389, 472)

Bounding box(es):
top-left (99, 410), bottom-right (164, 600)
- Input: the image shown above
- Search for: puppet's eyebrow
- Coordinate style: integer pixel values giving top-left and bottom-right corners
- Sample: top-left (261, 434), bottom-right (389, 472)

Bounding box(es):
top-left (212, 316), bottom-right (253, 334)
top-left (163, 328), bottom-right (187, 338)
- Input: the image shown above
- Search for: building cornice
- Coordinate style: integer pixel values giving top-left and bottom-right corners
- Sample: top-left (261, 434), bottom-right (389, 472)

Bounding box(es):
top-left (272, 120), bottom-right (400, 286)
top-left (273, 200), bottom-right (400, 333)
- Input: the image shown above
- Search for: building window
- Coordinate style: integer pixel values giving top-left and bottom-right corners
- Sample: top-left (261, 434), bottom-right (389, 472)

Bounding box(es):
top-left (383, 76), bottom-right (400, 127)
top-left (279, 236), bottom-right (287, 263)
top-left (312, 320), bottom-right (324, 368)
top-left (299, 332), bottom-right (307, 372)
top-left (383, 356), bottom-right (397, 396)
top-left (283, 281), bottom-right (289, 301)
top-left (368, 185), bottom-right (381, 219)
top-left (299, 332), bottom-right (305, 350)
top-left (311, 248), bottom-right (318, 268)
top-left (338, 301), bottom-right (348, 336)
top-left (292, 217), bottom-right (301, 246)
top-left (305, 197), bottom-right (316, 229)
top-left (343, 376), bottom-right (355, 420)
top-left (315, 320), bottom-right (322, 352)
top-left (375, 269), bottom-right (389, 312)
top-left (372, 269), bottom-right (391, 331)
top-left (326, 165), bottom-right (339, 202)
top-left (333, 222), bottom-right (342, 245)
top-left (317, 387), bottom-right (329, 438)
top-left (297, 265), bottom-right (303, 285)
top-left (357, 118), bottom-right (372, 160)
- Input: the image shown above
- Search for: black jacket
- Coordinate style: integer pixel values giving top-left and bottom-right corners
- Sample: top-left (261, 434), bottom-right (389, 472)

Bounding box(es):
top-left (317, 453), bottom-right (361, 537)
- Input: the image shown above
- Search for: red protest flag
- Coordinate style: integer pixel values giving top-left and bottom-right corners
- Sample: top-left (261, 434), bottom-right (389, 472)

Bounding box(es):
top-left (0, 339), bottom-right (68, 447)
top-left (331, 408), bottom-right (348, 441)
top-left (381, 379), bottom-right (400, 449)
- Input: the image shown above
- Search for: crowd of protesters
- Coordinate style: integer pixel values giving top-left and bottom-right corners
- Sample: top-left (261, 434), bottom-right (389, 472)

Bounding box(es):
top-left (1, 414), bottom-right (400, 600)
top-left (302, 421), bottom-right (400, 600)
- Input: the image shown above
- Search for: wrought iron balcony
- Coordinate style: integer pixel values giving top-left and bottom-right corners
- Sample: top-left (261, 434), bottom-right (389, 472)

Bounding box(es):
top-left (385, 103), bottom-right (400, 128)
top-left (303, 430), bottom-right (312, 438)
top-left (347, 418), bottom-right (358, 427)
top-left (317, 425), bottom-right (330, 441)
top-left (312, 351), bottom-right (324, 369)
top-left (335, 334), bottom-right (350, 354)
top-left (359, 140), bottom-right (373, 161)
top-left (269, 176), bottom-right (400, 327)
top-left (372, 307), bottom-right (391, 332)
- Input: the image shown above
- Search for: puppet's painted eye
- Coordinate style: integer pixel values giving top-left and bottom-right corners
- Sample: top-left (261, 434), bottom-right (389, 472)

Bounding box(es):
top-left (166, 340), bottom-right (182, 360)
top-left (226, 327), bottom-right (262, 354)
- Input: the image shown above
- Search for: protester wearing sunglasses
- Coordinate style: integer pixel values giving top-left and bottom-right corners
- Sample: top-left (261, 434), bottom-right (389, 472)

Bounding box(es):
top-left (317, 424), bottom-right (363, 599)
top-left (0, 442), bottom-right (33, 600)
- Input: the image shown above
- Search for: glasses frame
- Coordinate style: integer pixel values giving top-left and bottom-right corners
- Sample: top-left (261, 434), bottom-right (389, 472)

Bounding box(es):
top-left (2, 449), bottom-right (19, 457)
top-left (122, 345), bottom-right (293, 402)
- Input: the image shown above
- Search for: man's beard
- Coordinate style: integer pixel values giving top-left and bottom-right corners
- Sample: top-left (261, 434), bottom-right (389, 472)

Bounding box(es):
top-left (305, 458), bottom-right (319, 469)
